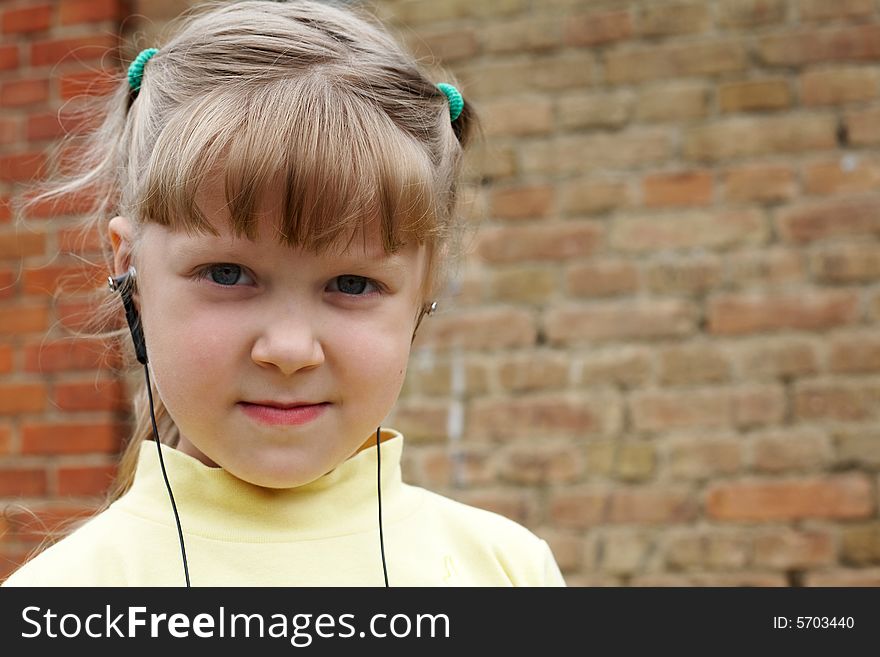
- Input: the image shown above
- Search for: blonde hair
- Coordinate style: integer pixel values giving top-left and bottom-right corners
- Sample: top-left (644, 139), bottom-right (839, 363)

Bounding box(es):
top-left (18, 0), bottom-right (481, 517)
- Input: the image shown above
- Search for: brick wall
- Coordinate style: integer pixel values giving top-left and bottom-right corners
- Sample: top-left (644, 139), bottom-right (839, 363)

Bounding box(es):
top-left (2, 0), bottom-right (880, 586)
top-left (0, 0), bottom-right (131, 579)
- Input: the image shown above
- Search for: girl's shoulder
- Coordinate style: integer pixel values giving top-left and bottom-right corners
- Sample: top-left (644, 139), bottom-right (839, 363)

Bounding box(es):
top-left (403, 485), bottom-right (566, 586)
top-left (2, 506), bottom-right (128, 587)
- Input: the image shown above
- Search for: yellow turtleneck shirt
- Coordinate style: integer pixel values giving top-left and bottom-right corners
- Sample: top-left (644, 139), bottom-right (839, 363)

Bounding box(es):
top-left (2, 428), bottom-right (566, 587)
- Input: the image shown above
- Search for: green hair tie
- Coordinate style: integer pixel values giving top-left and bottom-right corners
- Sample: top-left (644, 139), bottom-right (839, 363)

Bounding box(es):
top-left (128, 47), bottom-right (158, 95)
top-left (437, 83), bottom-right (463, 122)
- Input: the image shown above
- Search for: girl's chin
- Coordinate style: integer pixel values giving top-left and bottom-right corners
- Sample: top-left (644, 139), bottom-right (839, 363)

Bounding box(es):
top-left (220, 446), bottom-right (345, 489)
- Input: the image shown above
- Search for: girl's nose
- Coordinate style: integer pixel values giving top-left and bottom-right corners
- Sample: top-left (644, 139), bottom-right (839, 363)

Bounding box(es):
top-left (250, 316), bottom-right (325, 376)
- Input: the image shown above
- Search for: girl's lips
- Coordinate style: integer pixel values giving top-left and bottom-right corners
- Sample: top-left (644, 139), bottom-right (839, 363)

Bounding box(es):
top-left (238, 401), bottom-right (329, 426)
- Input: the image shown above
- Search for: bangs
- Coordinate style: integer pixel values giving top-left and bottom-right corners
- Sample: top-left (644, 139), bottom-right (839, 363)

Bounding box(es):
top-left (140, 76), bottom-right (443, 255)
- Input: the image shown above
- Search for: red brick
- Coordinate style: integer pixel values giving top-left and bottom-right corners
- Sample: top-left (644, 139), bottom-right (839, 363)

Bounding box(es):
top-left (776, 196), bottom-right (880, 243)
top-left (801, 67), bottom-right (880, 106)
top-left (0, 305), bottom-right (49, 336)
top-left (812, 243), bottom-right (880, 283)
top-left (706, 474), bottom-right (873, 521)
top-left (57, 464), bottom-right (118, 496)
top-left (549, 486), bottom-right (609, 529)
top-left (0, 342), bottom-right (12, 373)
top-left (489, 266), bottom-right (553, 303)
top-left (758, 26), bottom-right (880, 66)
top-left (736, 337), bottom-right (820, 379)
top-left (722, 164), bottom-right (796, 203)
top-left (21, 421), bottom-right (124, 455)
top-left (558, 91), bottom-right (632, 130)
top-left (496, 352), bottom-right (570, 393)
top-left (0, 383), bottom-right (46, 415)
top-left (798, 0), bottom-right (874, 21)
top-left (469, 393), bottom-right (621, 440)
top-left (564, 10), bottom-right (632, 47)
top-left (546, 299), bottom-right (698, 344)
top-left (605, 40), bottom-right (747, 84)
top-left (498, 443), bottom-right (583, 485)
top-left (804, 156), bottom-right (880, 195)
top-left (30, 35), bottom-right (118, 67)
top-left (633, 572), bottom-right (787, 586)
top-left (708, 289), bottom-right (860, 335)
top-left (566, 259), bottom-right (639, 298)
top-left (22, 262), bottom-right (105, 296)
top-left (60, 0), bottom-right (121, 25)
top-left (24, 339), bottom-right (126, 373)
top-left (2, 5), bottom-right (52, 34)
top-left (845, 106), bottom-right (880, 145)
top-left (840, 522), bottom-right (880, 565)
top-left (630, 389), bottom-right (730, 432)
top-left (0, 79), bottom-right (49, 107)
top-left (0, 424), bottom-right (10, 454)
top-left (482, 17), bottom-right (562, 55)
top-left (23, 190), bottom-right (97, 220)
top-left (460, 55), bottom-right (594, 101)
top-left (0, 268), bottom-right (16, 300)
top-left (59, 69), bottom-right (119, 100)
top-left (416, 445), bottom-right (496, 488)
top-left (610, 209), bottom-right (767, 253)
top-left (642, 170), bottom-right (713, 207)
top-left (718, 79), bottom-right (791, 113)
top-left (684, 116), bottom-right (837, 162)
top-left (454, 489), bottom-right (537, 526)
top-left (0, 117), bottom-right (18, 146)
top-left (740, 371), bottom-right (811, 424)
top-left (414, 307), bottom-right (536, 350)
top-left (476, 222), bottom-right (603, 263)
top-left (0, 152), bottom-right (46, 182)
top-left (718, 0), bottom-right (787, 27)
top-left (578, 346), bottom-right (653, 388)
top-left (54, 378), bottom-right (126, 412)
top-left (490, 184), bottom-right (555, 220)
top-left (751, 428), bottom-right (832, 472)
top-left (795, 380), bottom-right (877, 422)
top-left (609, 487), bottom-right (698, 524)
top-left (0, 469), bottom-right (47, 496)
top-left (561, 177), bottom-right (632, 216)
top-left (407, 27), bottom-right (479, 64)
top-left (59, 225), bottom-right (103, 254)
top-left (0, 229), bottom-right (46, 260)
top-left (829, 331), bottom-right (880, 373)
top-left (727, 249), bottom-right (806, 288)
top-left (482, 97), bottom-right (553, 137)
top-left (753, 528), bottom-right (836, 569)
top-left (659, 345), bottom-right (730, 385)
top-left (0, 45), bottom-right (19, 71)
top-left (55, 300), bottom-right (107, 332)
top-left (644, 255), bottom-right (723, 295)
top-left (805, 569), bottom-right (880, 586)
top-left (636, 83), bottom-right (709, 122)
top-left (638, 3), bottom-right (709, 36)
top-left (666, 437), bottom-right (742, 479)
top-left (27, 111), bottom-right (93, 142)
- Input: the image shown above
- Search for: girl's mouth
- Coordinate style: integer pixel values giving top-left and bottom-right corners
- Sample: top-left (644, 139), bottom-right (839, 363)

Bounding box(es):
top-left (238, 402), bottom-right (330, 426)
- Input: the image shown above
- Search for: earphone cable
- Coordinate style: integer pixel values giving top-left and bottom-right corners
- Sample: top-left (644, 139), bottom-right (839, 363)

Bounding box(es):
top-left (144, 363), bottom-right (191, 587)
top-left (377, 426), bottom-right (389, 587)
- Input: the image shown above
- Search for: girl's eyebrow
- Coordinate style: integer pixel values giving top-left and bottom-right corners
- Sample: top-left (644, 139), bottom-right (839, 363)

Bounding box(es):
top-left (170, 239), bottom-right (408, 270)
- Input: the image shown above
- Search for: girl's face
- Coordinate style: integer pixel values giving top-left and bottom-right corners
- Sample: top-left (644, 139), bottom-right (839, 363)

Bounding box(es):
top-left (109, 188), bottom-right (427, 489)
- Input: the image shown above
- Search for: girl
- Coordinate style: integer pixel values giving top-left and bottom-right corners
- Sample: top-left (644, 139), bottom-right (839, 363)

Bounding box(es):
top-left (3, 0), bottom-right (565, 586)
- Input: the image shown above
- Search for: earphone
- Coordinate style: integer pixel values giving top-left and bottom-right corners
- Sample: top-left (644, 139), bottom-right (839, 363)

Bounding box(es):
top-left (108, 265), bottom-right (436, 586)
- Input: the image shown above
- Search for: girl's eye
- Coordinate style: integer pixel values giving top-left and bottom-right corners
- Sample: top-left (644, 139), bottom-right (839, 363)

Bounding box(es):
top-left (194, 264), bottom-right (253, 287)
top-left (328, 275), bottom-right (381, 297)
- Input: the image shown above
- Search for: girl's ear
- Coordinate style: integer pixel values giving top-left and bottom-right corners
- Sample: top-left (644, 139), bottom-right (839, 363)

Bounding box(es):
top-left (108, 216), bottom-right (136, 277)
